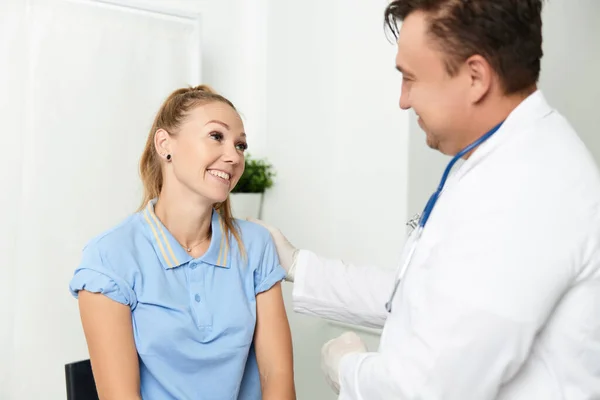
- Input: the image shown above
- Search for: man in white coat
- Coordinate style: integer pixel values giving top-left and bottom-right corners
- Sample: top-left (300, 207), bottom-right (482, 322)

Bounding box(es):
top-left (253, 0), bottom-right (600, 399)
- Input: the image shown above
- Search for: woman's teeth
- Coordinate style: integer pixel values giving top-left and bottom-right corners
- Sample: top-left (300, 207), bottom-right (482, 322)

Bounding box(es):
top-left (208, 170), bottom-right (230, 180)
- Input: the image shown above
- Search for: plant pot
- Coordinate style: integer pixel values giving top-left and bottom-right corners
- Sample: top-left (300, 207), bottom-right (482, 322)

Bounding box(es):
top-left (229, 193), bottom-right (263, 219)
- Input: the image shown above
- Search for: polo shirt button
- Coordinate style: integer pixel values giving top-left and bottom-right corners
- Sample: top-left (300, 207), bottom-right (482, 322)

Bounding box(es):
top-left (194, 294), bottom-right (201, 302)
top-left (190, 263), bottom-right (197, 270)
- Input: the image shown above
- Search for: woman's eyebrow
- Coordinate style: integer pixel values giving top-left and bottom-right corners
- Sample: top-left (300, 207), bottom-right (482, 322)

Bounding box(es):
top-left (205, 119), bottom-right (229, 129)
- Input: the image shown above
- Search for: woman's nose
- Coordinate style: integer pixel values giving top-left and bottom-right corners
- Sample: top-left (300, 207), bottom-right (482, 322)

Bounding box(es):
top-left (222, 143), bottom-right (242, 164)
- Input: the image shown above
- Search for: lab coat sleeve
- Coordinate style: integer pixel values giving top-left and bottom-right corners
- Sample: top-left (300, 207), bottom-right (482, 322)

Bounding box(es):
top-left (335, 203), bottom-right (579, 400)
top-left (292, 249), bottom-right (395, 329)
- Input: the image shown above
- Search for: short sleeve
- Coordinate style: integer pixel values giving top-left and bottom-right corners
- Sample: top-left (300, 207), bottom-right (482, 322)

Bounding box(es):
top-left (254, 236), bottom-right (286, 295)
top-left (68, 243), bottom-right (138, 310)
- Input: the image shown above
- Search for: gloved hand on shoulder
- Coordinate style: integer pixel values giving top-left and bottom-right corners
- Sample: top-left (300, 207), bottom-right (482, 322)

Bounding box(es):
top-left (246, 218), bottom-right (299, 282)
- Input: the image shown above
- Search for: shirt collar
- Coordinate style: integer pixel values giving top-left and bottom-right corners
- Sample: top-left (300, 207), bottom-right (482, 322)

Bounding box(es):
top-left (454, 89), bottom-right (554, 181)
top-left (140, 199), bottom-right (230, 270)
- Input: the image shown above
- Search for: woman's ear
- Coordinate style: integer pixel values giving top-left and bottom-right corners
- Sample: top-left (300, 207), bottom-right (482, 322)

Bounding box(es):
top-left (154, 129), bottom-right (171, 161)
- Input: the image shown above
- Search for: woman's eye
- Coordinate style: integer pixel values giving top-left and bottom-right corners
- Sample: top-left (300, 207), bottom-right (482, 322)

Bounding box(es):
top-left (209, 131), bottom-right (224, 140)
top-left (209, 131), bottom-right (246, 151)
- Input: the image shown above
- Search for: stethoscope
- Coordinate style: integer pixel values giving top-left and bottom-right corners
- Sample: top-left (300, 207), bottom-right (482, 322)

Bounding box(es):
top-left (385, 121), bottom-right (504, 313)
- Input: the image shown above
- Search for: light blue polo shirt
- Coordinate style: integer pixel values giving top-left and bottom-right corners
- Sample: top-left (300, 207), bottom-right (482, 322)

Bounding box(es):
top-left (69, 199), bottom-right (286, 400)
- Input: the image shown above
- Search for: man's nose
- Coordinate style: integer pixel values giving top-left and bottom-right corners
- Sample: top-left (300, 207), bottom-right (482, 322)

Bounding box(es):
top-left (399, 90), bottom-right (411, 110)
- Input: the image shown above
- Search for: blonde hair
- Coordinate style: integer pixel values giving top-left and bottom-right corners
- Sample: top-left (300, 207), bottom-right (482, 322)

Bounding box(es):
top-left (138, 84), bottom-right (244, 257)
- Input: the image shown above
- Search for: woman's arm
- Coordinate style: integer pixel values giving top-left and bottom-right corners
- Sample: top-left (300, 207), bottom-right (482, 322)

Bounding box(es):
top-left (78, 290), bottom-right (141, 400)
top-left (254, 282), bottom-right (296, 399)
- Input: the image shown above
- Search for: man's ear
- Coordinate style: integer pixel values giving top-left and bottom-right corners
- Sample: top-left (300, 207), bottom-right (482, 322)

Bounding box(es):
top-left (465, 54), bottom-right (493, 104)
top-left (154, 129), bottom-right (171, 159)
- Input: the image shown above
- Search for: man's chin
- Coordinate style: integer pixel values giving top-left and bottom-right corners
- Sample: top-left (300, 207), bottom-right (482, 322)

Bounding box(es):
top-left (425, 135), bottom-right (440, 151)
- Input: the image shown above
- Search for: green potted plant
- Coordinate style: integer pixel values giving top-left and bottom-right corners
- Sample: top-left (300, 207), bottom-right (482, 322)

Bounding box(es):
top-left (229, 154), bottom-right (275, 219)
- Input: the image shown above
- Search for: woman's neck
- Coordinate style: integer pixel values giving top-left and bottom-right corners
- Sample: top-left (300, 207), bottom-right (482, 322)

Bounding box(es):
top-left (154, 189), bottom-right (213, 249)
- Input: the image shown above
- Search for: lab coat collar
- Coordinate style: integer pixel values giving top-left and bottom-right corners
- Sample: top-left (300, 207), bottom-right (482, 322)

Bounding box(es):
top-left (454, 89), bottom-right (553, 181)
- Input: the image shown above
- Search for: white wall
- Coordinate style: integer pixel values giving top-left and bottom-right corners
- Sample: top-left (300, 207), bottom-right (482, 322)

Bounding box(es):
top-left (407, 0), bottom-right (600, 215)
top-left (263, 0), bottom-right (408, 398)
top-left (264, 0), bottom-right (407, 266)
top-left (538, 0), bottom-right (600, 164)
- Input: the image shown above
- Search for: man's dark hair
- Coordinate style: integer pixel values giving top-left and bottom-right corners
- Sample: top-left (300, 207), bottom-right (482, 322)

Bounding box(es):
top-left (384, 0), bottom-right (544, 94)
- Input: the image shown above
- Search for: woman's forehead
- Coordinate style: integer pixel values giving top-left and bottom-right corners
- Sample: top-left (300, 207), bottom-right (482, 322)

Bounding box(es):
top-left (183, 102), bottom-right (244, 132)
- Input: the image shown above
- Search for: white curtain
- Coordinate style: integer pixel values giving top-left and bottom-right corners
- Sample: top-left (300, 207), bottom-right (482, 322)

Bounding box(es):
top-left (0, 1), bottom-right (200, 398)
top-left (0, 2), bottom-right (27, 399)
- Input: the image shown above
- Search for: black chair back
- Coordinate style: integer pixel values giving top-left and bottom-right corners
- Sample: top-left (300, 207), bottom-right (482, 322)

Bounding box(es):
top-left (65, 359), bottom-right (99, 400)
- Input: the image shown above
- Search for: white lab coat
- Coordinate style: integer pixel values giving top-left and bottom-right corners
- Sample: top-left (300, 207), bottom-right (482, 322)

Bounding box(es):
top-left (292, 91), bottom-right (600, 399)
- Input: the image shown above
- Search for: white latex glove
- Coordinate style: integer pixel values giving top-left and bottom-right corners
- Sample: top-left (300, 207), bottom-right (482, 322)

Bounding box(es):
top-left (246, 217), bottom-right (299, 281)
top-left (321, 331), bottom-right (368, 394)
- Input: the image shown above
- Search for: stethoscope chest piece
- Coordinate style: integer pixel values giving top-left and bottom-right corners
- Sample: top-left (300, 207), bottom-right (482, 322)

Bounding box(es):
top-left (406, 213), bottom-right (420, 231)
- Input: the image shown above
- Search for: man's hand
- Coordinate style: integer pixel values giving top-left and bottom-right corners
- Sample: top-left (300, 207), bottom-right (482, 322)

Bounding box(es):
top-left (246, 218), bottom-right (299, 281)
top-left (321, 331), bottom-right (368, 394)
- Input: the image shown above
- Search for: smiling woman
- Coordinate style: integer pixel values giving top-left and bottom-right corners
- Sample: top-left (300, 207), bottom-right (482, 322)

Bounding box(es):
top-left (68, 85), bottom-right (296, 400)
top-left (139, 85), bottom-right (247, 254)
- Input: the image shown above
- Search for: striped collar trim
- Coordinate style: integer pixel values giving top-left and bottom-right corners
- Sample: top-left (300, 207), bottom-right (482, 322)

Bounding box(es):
top-left (141, 199), bottom-right (229, 269)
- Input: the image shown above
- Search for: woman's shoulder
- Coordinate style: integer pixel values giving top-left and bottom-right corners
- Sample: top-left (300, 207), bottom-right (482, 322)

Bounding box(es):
top-left (71, 213), bottom-right (143, 307)
top-left (233, 218), bottom-right (272, 246)
top-left (231, 218), bottom-right (286, 291)
top-left (83, 213), bottom-right (146, 258)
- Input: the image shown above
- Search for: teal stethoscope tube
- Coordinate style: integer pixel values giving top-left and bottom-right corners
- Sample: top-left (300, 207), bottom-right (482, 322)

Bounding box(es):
top-left (385, 121), bottom-right (504, 313)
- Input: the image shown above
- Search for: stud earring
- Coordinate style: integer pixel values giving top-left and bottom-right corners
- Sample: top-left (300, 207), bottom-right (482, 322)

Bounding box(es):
top-left (166, 154), bottom-right (171, 161)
